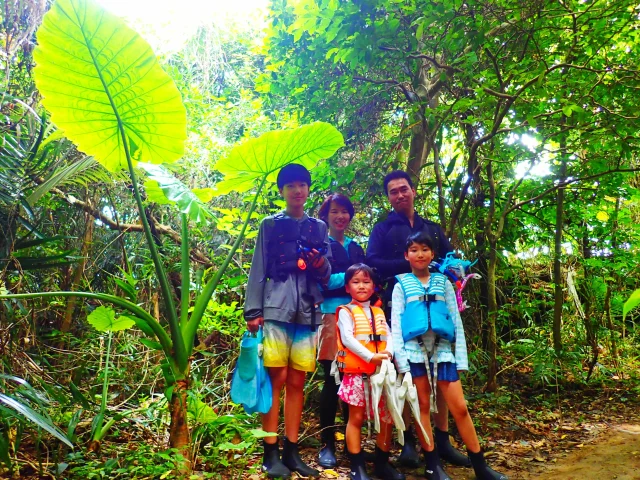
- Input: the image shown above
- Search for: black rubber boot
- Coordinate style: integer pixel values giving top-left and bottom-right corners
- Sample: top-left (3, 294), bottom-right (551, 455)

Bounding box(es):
top-left (373, 446), bottom-right (405, 480)
top-left (282, 437), bottom-right (320, 478)
top-left (348, 451), bottom-right (371, 480)
top-left (363, 450), bottom-right (377, 463)
top-left (397, 429), bottom-right (421, 468)
top-left (468, 450), bottom-right (508, 480)
top-left (434, 428), bottom-right (471, 467)
top-left (262, 440), bottom-right (291, 479)
top-left (423, 448), bottom-right (451, 480)
top-left (318, 434), bottom-right (337, 468)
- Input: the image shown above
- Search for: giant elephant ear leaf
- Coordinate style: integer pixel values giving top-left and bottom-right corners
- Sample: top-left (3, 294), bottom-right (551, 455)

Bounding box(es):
top-left (33, 0), bottom-right (186, 172)
top-left (213, 122), bottom-right (344, 195)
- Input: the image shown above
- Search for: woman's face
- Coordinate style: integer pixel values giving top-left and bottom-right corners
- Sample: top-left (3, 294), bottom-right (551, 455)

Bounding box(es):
top-left (327, 201), bottom-right (351, 233)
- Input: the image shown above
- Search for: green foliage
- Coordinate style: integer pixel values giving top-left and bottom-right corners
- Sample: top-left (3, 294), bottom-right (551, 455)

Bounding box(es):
top-left (2, 0), bottom-right (639, 474)
top-left (623, 289), bottom-right (640, 322)
top-left (33, 0), bottom-right (187, 171)
top-left (87, 306), bottom-right (135, 333)
top-left (66, 446), bottom-right (192, 479)
top-left (199, 300), bottom-right (244, 337)
top-left (141, 163), bottom-right (214, 224)
top-left (0, 374), bottom-right (73, 457)
top-left (213, 121), bottom-right (345, 194)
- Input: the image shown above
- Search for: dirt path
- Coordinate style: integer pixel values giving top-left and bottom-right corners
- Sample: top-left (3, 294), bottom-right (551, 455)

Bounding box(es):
top-left (294, 423), bottom-right (640, 480)
top-left (521, 423), bottom-right (640, 480)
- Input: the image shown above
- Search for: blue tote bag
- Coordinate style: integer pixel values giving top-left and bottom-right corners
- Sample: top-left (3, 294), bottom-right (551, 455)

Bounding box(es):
top-left (230, 327), bottom-right (272, 414)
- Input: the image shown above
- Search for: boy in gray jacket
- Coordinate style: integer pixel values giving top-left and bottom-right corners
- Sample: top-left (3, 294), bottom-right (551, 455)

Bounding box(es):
top-left (245, 163), bottom-right (331, 479)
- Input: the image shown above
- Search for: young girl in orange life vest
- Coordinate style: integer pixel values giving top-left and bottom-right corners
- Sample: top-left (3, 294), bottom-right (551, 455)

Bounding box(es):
top-left (336, 263), bottom-right (404, 480)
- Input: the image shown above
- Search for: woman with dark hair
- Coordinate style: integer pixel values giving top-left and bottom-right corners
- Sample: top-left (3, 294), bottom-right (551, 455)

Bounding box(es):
top-left (316, 193), bottom-right (366, 468)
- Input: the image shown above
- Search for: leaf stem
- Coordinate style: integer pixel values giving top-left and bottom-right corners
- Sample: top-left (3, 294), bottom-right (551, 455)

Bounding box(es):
top-left (74, 19), bottom-right (187, 372)
top-left (180, 214), bottom-right (190, 327)
top-left (183, 176), bottom-right (267, 355)
top-left (93, 331), bottom-right (112, 440)
top-left (0, 292), bottom-right (172, 357)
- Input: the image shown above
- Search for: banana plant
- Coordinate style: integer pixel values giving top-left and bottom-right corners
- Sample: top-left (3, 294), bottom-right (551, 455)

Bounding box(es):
top-left (0, 0), bottom-right (344, 462)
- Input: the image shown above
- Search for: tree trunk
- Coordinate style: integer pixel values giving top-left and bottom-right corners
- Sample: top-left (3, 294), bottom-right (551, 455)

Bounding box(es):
top-left (407, 114), bottom-right (429, 183)
top-left (433, 142), bottom-right (447, 230)
top-left (603, 284), bottom-right (618, 363)
top-left (579, 223), bottom-right (599, 381)
top-left (169, 377), bottom-right (191, 466)
top-left (552, 149), bottom-right (567, 355)
top-left (485, 240), bottom-right (498, 392)
top-left (59, 211), bottom-right (94, 336)
top-left (605, 196), bottom-right (621, 361)
top-left (484, 156), bottom-right (498, 391)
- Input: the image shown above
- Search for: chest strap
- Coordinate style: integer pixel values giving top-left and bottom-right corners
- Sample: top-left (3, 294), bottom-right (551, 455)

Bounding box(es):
top-left (354, 333), bottom-right (388, 342)
top-left (406, 293), bottom-right (445, 303)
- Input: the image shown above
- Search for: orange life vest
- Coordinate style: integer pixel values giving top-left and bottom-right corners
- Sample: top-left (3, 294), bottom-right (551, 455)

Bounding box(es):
top-left (336, 303), bottom-right (388, 375)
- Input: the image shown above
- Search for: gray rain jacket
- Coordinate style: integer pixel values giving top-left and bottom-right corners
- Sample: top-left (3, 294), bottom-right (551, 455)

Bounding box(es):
top-left (244, 212), bottom-right (332, 326)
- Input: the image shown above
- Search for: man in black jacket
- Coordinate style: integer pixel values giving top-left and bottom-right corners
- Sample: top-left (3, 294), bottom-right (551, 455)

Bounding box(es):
top-left (366, 170), bottom-right (470, 470)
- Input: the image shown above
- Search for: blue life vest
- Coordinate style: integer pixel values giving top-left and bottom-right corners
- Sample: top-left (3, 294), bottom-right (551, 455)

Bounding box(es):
top-left (396, 273), bottom-right (455, 343)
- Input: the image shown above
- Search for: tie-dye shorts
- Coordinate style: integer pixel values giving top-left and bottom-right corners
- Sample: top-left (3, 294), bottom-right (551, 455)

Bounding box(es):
top-left (263, 321), bottom-right (317, 372)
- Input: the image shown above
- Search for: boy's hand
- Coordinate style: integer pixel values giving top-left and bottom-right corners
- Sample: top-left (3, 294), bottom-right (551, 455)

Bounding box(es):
top-left (306, 249), bottom-right (325, 269)
top-left (246, 317), bottom-right (264, 333)
top-left (370, 351), bottom-right (392, 365)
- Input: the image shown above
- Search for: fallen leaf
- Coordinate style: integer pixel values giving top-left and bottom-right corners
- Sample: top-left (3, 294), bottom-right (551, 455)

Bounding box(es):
top-left (335, 432), bottom-right (345, 441)
top-left (322, 470), bottom-right (340, 478)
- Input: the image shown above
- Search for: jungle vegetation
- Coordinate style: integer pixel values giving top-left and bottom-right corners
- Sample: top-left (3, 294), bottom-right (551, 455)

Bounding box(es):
top-left (0, 0), bottom-right (639, 478)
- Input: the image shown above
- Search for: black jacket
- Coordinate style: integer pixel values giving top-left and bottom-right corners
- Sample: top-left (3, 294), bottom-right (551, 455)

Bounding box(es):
top-left (366, 211), bottom-right (453, 281)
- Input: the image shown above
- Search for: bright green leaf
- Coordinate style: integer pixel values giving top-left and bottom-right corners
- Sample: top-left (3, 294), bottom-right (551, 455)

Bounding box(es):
top-left (141, 163), bottom-right (212, 224)
top-left (33, 0), bottom-right (186, 172)
top-left (249, 429), bottom-right (278, 438)
top-left (187, 398), bottom-right (217, 424)
top-left (0, 393), bottom-right (73, 448)
top-left (623, 289), bottom-right (640, 322)
top-left (192, 188), bottom-right (216, 203)
top-left (87, 306), bottom-right (135, 332)
top-left (213, 122), bottom-right (344, 195)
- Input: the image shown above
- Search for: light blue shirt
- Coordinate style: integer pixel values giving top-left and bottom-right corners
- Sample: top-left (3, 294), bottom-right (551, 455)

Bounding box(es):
top-left (320, 236), bottom-right (353, 314)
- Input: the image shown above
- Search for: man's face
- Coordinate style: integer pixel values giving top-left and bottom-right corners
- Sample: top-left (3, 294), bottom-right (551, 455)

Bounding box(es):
top-left (386, 178), bottom-right (416, 215)
top-left (279, 181), bottom-right (309, 209)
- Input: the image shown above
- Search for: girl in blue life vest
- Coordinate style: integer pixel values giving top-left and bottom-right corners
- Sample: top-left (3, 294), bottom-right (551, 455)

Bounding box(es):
top-left (392, 232), bottom-right (508, 480)
top-left (336, 264), bottom-right (404, 480)
top-left (316, 193), bottom-right (365, 468)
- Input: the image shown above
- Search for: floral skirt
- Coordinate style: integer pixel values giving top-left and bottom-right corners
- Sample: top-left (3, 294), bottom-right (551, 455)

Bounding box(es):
top-left (338, 373), bottom-right (392, 424)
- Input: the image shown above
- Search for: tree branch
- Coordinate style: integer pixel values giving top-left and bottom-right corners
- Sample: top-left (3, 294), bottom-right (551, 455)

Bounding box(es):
top-left (506, 168), bottom-right (640, 215)
top-left (51, 187), bottom-right (213, 266)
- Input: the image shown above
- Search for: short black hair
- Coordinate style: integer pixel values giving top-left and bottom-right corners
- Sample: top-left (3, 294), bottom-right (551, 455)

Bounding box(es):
top-left (318, 193), bottom-right (355, 223)
top-left (345, 263), bottom-right (375, 285)
top-left (383, 170), bottom-right (413, 195)
top-left (277, 163), bottom-right (312, 189)
top-left (404, 231), bottom-right (437, 256)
